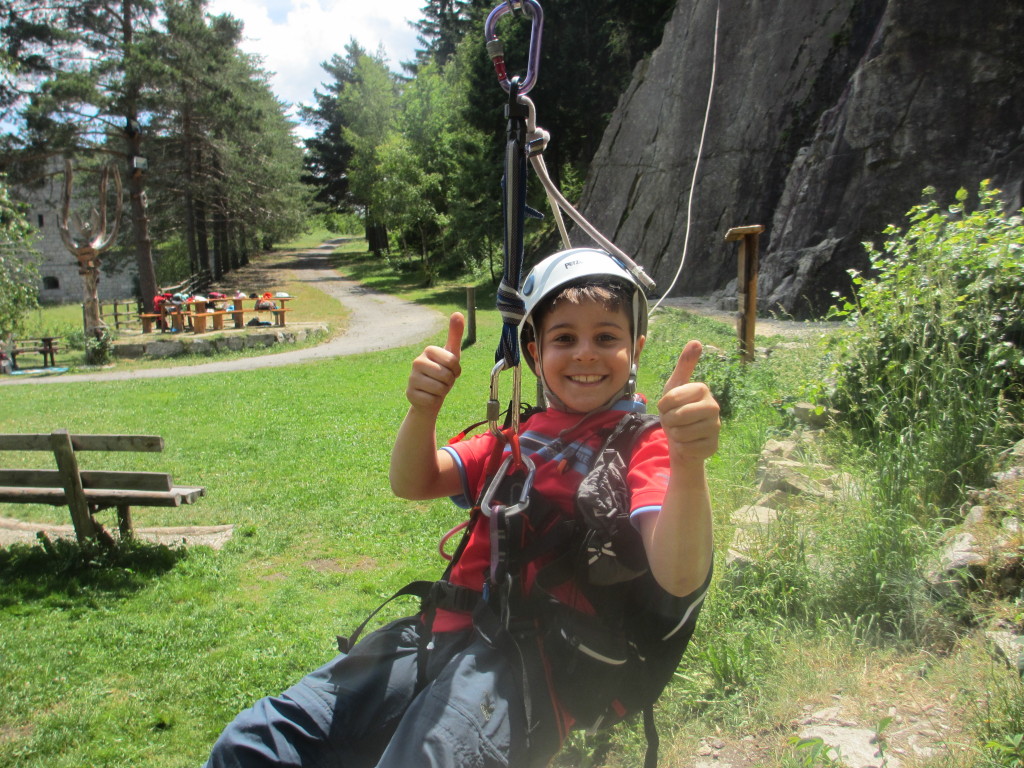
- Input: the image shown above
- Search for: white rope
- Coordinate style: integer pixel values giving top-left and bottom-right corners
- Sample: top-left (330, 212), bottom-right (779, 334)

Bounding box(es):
top-left (649, 1), bottom-right (720, 313)
top-left (521, 96), bottom-right (656, 291)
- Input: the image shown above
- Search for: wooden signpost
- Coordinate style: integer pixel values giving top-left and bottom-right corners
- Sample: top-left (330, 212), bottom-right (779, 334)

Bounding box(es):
top-left (725, 224), bottom-right (764, 363)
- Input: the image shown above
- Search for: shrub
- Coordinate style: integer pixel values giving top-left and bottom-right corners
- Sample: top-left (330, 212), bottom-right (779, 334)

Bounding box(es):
top-left (829, 182), bottom-right (1024, 513)
top-left (85, 328), bottom-right (115, 365)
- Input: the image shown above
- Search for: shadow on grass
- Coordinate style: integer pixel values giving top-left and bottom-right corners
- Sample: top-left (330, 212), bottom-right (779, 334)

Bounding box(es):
top-left (0, 533), bottom-right (188, 607)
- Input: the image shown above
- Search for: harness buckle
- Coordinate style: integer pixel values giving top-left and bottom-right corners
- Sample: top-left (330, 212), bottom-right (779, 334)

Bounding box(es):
top-left (484, 0), bottom-right (544, 95)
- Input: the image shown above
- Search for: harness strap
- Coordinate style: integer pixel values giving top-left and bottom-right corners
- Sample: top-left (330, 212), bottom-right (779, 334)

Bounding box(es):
top-left (643, 704), bottom-right (659, 768)
top-left (336, 580), bottom-right (434, 653)
top-left (496, 78), bottom-right (530, 370)
top-left (471, 598), bottom-right (551, 760)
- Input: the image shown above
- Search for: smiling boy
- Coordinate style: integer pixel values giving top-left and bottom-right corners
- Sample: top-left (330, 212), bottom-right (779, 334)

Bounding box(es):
top-left (204, 248), bottom-right (719, 768)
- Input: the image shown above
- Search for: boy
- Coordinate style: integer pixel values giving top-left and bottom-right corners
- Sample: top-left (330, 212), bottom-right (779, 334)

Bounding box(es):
top-left (204, 248), bottom-right (719, 767)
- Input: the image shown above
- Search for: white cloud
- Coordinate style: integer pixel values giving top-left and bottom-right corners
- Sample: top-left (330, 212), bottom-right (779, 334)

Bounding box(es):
top-left (206, 0), bottom-right (424, 132)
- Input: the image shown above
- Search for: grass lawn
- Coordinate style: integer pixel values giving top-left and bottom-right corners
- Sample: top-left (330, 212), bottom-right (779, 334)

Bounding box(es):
top-left (0, 246), bottom-right (873, 767)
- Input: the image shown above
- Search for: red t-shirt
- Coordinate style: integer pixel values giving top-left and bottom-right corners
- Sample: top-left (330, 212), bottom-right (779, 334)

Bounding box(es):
top-left (434, 396), bottom-right (670, 632)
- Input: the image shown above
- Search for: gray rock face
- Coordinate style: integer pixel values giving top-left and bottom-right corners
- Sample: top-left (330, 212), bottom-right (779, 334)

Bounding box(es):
top-left (575, 0), bottom-right (1024, 317)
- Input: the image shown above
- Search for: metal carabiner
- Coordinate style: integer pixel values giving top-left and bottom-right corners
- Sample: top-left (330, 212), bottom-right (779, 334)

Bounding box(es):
top-left (484, 0), bottom-right (544, 95)
top-left (487, 358), bottom-right (522, 440)
top-left (480, 452), bottom-right (536, 518)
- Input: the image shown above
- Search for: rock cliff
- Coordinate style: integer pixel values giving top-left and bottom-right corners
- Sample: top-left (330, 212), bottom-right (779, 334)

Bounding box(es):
top-left (573, 0), bottom-right (1024, 317)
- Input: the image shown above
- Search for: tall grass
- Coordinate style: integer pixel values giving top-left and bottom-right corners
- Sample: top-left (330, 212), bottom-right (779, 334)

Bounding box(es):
top-left (763, 183), bottom-right (1024, 639)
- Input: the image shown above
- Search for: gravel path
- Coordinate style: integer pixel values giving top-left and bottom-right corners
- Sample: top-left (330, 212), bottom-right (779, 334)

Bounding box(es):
top-left (0, 246), bottom-right (446, 386)
top-left (655, 296), bottom-right (841, 338)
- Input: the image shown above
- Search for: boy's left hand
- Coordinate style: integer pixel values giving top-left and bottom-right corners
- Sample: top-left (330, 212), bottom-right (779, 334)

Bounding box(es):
top-left (657, 340), bottom-right (721, 464)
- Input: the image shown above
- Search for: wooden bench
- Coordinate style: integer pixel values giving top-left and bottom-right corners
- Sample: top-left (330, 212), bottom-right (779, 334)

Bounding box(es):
top-left (0, 431), bottom-right (205, 542)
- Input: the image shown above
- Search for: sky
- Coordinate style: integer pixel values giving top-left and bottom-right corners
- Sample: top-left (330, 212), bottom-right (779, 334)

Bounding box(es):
top-left (205, 0), bottom-right (426, 135)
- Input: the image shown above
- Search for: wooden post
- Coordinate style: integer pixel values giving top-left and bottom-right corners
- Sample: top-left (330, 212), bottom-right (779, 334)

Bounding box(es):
top-left (465, 286), bottom-right (477, 348)
top-left (725, 225), bottom-right (765, 363)
top-left (49, 429), bottom-right (97, 541)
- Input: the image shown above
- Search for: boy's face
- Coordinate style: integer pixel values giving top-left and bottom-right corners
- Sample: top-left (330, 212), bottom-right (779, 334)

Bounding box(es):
top-left (527, 297), bottom-right (645, 413)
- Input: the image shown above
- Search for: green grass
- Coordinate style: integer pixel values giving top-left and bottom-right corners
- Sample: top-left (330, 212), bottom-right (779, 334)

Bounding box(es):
top-left (0, 246), bottom-right (531, 767)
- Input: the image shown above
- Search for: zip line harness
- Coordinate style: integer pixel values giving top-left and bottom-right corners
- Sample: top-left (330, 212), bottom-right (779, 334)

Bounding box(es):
top-left (339, 4), bottom-right (710, 767)
top-left (340, 410), bottom-right (708, 768)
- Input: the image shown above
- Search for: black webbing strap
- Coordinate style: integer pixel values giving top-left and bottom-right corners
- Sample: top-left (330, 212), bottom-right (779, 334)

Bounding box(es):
top-left (336, 580), bottom-right (433, 653)
top-left (643, 703), bottom-right (660, 768)
top-left (496, 77), bottom-right (530, 368)
top-left (472, 599), bottom-right (545, 759)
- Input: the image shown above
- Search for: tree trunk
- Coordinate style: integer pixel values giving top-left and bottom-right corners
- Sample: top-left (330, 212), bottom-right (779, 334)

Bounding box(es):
top-left (122, 0), bottom-right (157, 311)
top-left (195, 195), bottom-right (210, 276)
top-left (81, 265), bottom-right (106, 339)
top-left (125, 155), bottom-right (157, 307)
top-left (182, 107), bottom-right (199, 275)
top-left (213, 206), bottom-right (227, 280)
top-left (366, 216), bottom-right (388, 256)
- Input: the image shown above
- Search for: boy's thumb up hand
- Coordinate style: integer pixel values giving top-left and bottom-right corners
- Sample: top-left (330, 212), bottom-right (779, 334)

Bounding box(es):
top-left (658, 340), bottom-right (720, 463)
top-left (445, 312), bottom-right (465, 357)
top-left (662, 340), bottom-right (703, 397)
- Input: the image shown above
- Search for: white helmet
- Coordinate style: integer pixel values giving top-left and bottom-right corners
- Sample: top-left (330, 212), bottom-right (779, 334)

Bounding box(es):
top-left (519, 248), bottom-right (650, 411)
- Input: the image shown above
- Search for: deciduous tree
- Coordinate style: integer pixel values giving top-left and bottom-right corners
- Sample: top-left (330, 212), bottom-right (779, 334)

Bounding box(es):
top-left (0, 177), bottom-right (39, 349)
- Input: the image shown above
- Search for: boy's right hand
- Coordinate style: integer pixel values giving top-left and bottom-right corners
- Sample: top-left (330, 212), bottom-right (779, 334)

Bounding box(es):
top-left (405, 312), bottom-right (465, 413)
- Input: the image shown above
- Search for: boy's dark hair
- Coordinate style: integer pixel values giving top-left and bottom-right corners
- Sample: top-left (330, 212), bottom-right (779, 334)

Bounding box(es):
top-left (525, 278), bottom-right (635, 345)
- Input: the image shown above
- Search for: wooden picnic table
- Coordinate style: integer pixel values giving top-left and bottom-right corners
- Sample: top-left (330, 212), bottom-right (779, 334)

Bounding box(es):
top-left (140, 296), bottom-right (294, 334)
top-left (8, 337), bottom-right (60, 369)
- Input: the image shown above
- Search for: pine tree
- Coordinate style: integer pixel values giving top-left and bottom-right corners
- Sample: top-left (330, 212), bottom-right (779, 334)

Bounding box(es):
top-left (2, 0), bottom-right (161, 308)
top-left (303, 44), bottom-right (399, 254)
top-left (408, 0), bottom-right (473, 71)
top-left (301, 40), bottom-right (368, 212)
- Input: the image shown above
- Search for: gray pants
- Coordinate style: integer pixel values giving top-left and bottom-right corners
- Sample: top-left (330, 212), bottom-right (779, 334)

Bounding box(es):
top-left (204, 616), bottom-right (560, 768)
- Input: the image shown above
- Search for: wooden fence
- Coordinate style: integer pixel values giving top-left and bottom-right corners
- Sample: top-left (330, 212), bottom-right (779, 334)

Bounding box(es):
top-left (87, 299), bottom-right (142, 333)
top-left (80, 270), bottom-right (212, 334)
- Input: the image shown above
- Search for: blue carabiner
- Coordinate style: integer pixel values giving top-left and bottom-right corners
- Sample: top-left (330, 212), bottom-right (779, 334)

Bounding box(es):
top-left (484, 0), bottom-right (544, 95)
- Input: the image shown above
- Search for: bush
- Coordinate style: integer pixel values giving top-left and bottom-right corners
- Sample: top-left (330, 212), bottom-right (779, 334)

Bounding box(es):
top-left (829, 182), bottom-right (1024, 513)
top-left (85, 329), bottom-right (115, 365)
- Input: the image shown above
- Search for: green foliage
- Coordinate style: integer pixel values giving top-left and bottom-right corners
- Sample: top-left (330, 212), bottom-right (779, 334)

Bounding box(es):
top-left (781, 737), bottom-right (844, 768)
top-left (0, 178), bottom-right (40, 342)
top-left (84, 329), bottom-right (114, 365)
top-left (830, 182), bottom-right (1024, 514)
top-left (986, 734), bottom-right (1024, 768)
top-left (302, 0), bottom-right (677, 282)
top-left (3, 0), bottom-right (309, 285)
